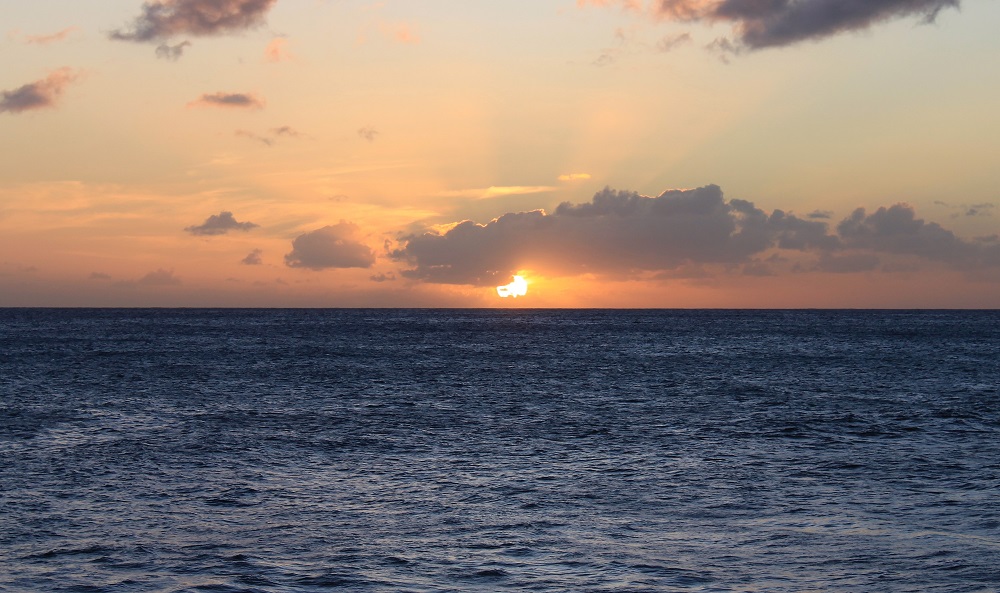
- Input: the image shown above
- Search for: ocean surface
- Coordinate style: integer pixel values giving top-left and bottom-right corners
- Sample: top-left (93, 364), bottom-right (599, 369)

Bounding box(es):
top-left (1, 309), bottom-right (998, 593)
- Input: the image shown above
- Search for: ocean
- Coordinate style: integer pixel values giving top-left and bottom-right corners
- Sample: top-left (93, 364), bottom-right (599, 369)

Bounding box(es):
top-left (1, 309), bottom-right (998, 592)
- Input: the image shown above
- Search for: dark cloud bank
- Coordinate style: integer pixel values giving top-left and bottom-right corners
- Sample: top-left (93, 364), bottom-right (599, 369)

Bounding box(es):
top-left (592, 0), bottom-right (960, 49)
top-left (392, 185), bottom-right (999, 285)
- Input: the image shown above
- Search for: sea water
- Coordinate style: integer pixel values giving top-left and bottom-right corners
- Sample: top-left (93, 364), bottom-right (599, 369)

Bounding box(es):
top-left (1, 309), bottom-right (998, 592)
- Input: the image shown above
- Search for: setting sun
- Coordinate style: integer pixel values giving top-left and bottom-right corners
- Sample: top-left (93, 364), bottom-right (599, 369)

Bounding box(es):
top-left (496, 275), bottom-right (528, 298)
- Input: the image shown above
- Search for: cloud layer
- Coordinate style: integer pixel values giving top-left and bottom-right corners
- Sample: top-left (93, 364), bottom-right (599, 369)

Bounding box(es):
top-left (111, 0), bottom-right (277, 42)
top-left (285, 223), bottom-right (376, 270)
top-left (393, 184), bottom-right (998, 285)
top-left (584, 0), bottom-right (960, 48)
top-left (0, 69), bottom-right (78, 114)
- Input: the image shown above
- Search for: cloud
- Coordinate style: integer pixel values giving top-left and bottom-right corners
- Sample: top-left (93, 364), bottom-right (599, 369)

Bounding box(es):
top-left (235, 129), bottom-right (273, 146)
top-left (393, 185), bottom-right (834, 285)
top-left (185, 211), bottom-right (259, 235)
top-left (965, 204), bottom-right (995, 217)
top-left (110, 0), bottom-right (277, 42)
top-left (235, 126), bottom-right (303, 146)
top-left (558, 173), bottom-right (593, 182)
top-left (657, 32), bottom-right (692, 51)
top-left (837, 203), bottom-right (973, 263)
top-left (264, 37), bottom-right (293, 62)
top-left (0, 68), bottom-right (79, 115)
top-left (24, 27), bottom-right (78, 45)
top-left (241, 248), bottom-right (263, 265)
top-left (284, 222), bottom-right (376, 270)
top-left (358, 126), bottom-right (379, 142)
top-left (370, 272), bottom-right (397, 282)
top-left (114, 268), bottom-right (182, 287)
top-left (582, 0), bottom-right (960, 49)
top-left (89, 272), bottom-right (112, 280)
top-left (188, 92), bottom-right (264, 109)
top-left (393, 184), bottom-right (998, 286)
top-left (155, 40), bottom-right (192, 60)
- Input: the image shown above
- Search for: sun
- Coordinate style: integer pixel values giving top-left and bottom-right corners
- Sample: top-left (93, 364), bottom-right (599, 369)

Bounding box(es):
top-left (496, 275), bottom-right (528, 298)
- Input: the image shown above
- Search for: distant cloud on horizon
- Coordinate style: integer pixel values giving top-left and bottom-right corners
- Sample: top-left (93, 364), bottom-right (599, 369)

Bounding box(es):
top-left (114, 268), bottom-right (182, 288)
top-left (392, 184), bottom-right (1000, 286)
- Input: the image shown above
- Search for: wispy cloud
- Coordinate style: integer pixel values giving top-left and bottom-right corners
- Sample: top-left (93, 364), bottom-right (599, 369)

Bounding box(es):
top-left (558, 173), bottom-right (592, 182)
top-left (235, 126), bottom-right (304, 146)
top-left (24, 27), bottom-right (78, 45)
top-left (188, 92), bottom-right (265, 110)
top-left (264, 37), bottom-right (294, 62)
top-left (155, 40), bottom-right (192, 60)
top-left (115, 268), bottom-right (182, 287)
top-left (358, 126), bottom-right (379, 142)
top-left (438, 186), bottom-right (557, 200)
top-left (0, 68), bottom-right (79, 115)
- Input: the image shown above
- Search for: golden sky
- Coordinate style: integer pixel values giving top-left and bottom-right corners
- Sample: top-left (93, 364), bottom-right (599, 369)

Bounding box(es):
top-left (2, 0), bottom-right (999, 307)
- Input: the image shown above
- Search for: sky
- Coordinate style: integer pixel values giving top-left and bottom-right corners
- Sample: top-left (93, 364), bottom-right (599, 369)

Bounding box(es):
top-left (1, 0), bottom-right (999, 308)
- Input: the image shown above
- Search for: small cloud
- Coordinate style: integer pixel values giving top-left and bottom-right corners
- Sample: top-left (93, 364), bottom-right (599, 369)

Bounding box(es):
top-left (264, 37), bottom-right (293, 62)
top-left (592, 52), bottom-right (616, 67)
top-left (558, 173), bottom-right (592, 182)
top-left (808, 210), bottom-right (833, 220)
top-left (155, 40), bottom-right (191, 60)
top-left (25, 27), bottom-right (78, 45)
top-left (235, 129), bottom-right (273, 146)
top-left (358, 126), bottom-right (378, 142)
top-left (965, 203), bottom-right (995, 217)
top-left (0, 68), bottom-right (79, 115)
top-left (89, 272), bottom-right (112, 280)
top-left (656, 32), bottom-right (691, 52)
top-left (110, 0), bottom-right (277, 42)
top-left (271, 125), bottom-right (301, 137)
top-left (285, 222), bottom-right (376, 270)
top-left (235, 126), bottom-right (304, 146)
top-left (241, 248), bottom-right (263, 265)
top-left (370, 272), bottom-right (397, 282)
top-left (185, 211), bottom-right (259, 236)
top-left (138, 268), bottom-right (182, 286)
top-left (188, 92), bottom-right (264, 110)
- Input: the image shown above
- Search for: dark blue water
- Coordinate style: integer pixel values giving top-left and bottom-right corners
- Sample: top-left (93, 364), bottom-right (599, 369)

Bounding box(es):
top-left (1, 309), bottom-right (998, 592)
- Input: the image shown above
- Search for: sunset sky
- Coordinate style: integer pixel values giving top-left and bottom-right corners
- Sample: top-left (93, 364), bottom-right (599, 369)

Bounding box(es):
top-left (2, 0), bottom-right (999, 307)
